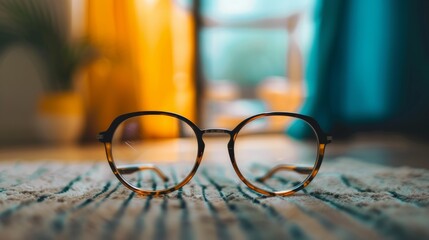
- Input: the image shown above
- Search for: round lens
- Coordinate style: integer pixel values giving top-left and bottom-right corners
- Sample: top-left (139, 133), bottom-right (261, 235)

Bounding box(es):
top-left (233, 115), bottom-right (319, 193)
top-left (111, 114), bottom-right (199, 192)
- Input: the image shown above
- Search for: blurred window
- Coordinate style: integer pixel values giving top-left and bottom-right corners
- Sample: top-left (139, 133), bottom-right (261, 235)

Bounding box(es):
top-left (199, 0), bottom-right (316, 128)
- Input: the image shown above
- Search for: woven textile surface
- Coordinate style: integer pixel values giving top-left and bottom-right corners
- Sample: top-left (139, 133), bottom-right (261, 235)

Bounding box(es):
top-left (1, 158), bottom-right (428, 240)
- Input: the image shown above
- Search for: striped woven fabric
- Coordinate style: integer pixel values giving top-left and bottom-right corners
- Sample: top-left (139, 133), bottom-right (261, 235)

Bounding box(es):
top-left (0, 158), bottom-right (428, 240)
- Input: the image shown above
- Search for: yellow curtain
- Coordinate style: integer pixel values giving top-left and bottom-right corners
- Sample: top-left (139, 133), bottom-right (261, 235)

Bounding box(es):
top-left (83, 0), bottom-right (195, 139)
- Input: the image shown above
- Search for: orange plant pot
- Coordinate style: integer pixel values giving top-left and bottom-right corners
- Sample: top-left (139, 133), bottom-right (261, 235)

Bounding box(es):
top-left (36, 92), bottom-right (84, 145)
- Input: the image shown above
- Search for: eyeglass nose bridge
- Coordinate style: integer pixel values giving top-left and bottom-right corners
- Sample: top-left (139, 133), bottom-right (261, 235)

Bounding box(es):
top-left (200, 128), bottom-right (234, 151)
top-left (201, 128), bottom-right (232, 135)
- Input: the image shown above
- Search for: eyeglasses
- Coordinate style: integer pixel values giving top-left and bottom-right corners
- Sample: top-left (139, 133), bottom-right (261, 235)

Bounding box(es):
top-left (98, 111), bottom-right (332, 197)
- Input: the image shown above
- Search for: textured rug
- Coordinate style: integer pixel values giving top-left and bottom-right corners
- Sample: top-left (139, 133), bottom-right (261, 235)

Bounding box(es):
top-left (0, 158), bottom-right (428, 240)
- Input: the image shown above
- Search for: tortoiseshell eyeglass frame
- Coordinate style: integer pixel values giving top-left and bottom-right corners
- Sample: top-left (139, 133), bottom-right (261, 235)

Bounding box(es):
top-left (98, 111), bottom-right (332, 197)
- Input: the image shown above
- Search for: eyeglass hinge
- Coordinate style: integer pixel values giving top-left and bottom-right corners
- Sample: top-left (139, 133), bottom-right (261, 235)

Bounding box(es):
top-left (97, 132), bottom-right (106, 142)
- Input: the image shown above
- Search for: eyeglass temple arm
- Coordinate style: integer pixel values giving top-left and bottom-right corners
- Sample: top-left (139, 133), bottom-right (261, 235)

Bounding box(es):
top-left (116, 164), bottom-right (169, 182)
top-left (256, 164), bottom-right (313, 182)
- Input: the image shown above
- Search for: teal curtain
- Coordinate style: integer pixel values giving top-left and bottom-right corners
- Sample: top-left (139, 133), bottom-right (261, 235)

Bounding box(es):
top-left (292, 0), bottom-right (429, 139)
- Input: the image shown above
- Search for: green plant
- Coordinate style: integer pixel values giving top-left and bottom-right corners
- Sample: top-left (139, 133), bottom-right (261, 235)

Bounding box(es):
top-left (0, 0), bottom-right (97, 92)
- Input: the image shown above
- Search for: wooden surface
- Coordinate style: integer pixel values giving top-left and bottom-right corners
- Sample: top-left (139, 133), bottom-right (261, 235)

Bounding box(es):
top-left (0, 136), bottom-right (429, 240)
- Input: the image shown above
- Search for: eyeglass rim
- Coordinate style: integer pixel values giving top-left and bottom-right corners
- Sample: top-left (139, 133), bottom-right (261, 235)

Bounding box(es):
top-left (98, 111), bottom-right (332, 197)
